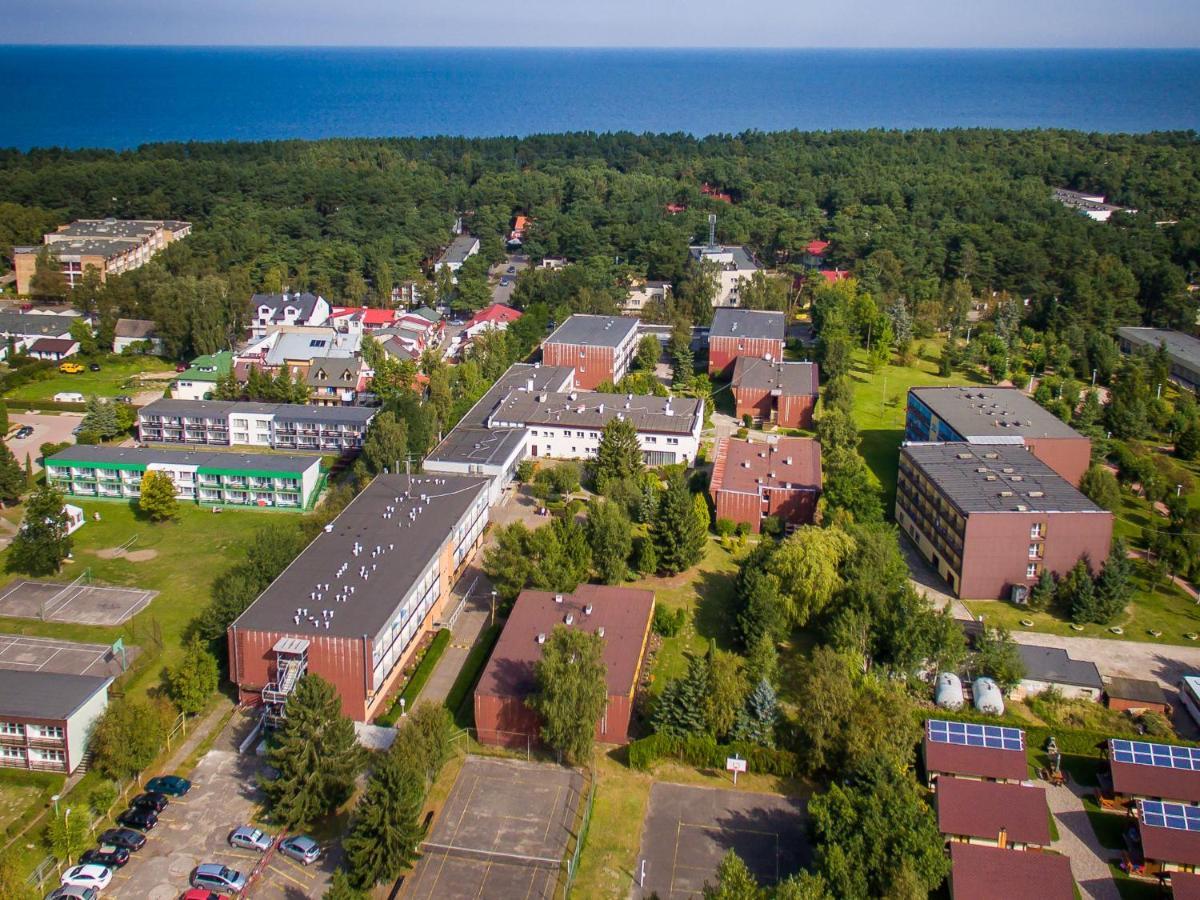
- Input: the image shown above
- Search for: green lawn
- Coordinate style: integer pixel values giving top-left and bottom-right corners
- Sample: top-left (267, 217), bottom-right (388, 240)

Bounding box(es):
top-left (4, 355), bottom-right (174, 401)
top-left (0, 498), bottom-right (294, 698)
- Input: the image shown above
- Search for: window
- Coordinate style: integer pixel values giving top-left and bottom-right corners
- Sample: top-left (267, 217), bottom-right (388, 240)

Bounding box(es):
top-left (31, 725), bottom-right (63, 739)
top-left (1028, 544), bottom-right (1039, 559)
top-left (667, 437), bottom-right (679, 445)
top-left (0, 746), bottom-right (24, 760)
top-left (1027, 563), bottom-right (1038, 578)
top-left (646, 436), bottom-right (656, 444)
top-left (577, 431), bottom-right (585, 438)
top-left (1030, 523), bottom-right (1044, 539)
top-left (0, 722), bottom-right (22, 736)
top-left (29, 748), bottom-right (64, 763)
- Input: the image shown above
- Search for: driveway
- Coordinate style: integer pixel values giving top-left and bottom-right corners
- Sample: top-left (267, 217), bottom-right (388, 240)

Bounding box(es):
top-left (8, 412), bottom-right (82, 471)
top-left (1005, 631), bottom-right (1200, 693)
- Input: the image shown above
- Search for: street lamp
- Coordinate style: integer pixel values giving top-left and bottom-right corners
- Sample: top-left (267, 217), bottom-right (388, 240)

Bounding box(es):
top-left (491, 590), bottom-right (497, 627)
top-left (51, 794), bottom-right (60, 816)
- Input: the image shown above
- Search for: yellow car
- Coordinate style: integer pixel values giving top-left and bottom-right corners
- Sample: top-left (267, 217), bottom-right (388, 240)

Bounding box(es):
top-left (58, 362), bottom-right (84, 374)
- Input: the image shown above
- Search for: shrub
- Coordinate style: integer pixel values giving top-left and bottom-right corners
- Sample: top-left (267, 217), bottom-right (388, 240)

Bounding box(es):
top-left (652, 603), bottom-right (687, 637)
top-left (88, 781), bottom-right (119, 818)
top-left (376, 629), bottom-right (451, 726)
top-left (736, 427), bottom-right (749, 439)
top-left (760, 515), bottom-right (783, 537)
top-left (742, 413), bottom-right (754, 428)
top-left (715, 518), bottom-right (736, 537)
top-left (627, 732), bottom-right (798, 775)
top-left (735, 522), bottom-right (751, 537)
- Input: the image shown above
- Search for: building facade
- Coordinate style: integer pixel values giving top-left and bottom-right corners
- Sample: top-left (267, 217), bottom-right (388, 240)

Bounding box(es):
top-left (896, 443), bottom-right (1113, 600)
top-left (249, 292), bottom-right (331, 338)
top-left (228, 474), bottom-right (490, 721)
top-left (170, 351), bottom-right (233, 401)
top-left (730, 357), bottom-right (818, 428)
top-left (542, 315), bottom-right (640, 390)
top-left (138, 399), bottom-right (375, 452)
top-left (707, 308), bottom-right (786, 378)
top-left (709, 437), bottom-right (821, 533)
top-left (46, 446), bottom-right (323, 510)
top-left (1117, 327), bottom-right (1200, 394)
top-left (688, 243), bottom-right (762, 307)
top-left (0, 671), bottom-right (112, 773)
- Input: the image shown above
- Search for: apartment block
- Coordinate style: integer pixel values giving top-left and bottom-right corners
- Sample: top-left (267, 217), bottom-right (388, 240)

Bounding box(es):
top-left (542, 315), bottom-right (639, 390)
top-left (896, 443), bottom-right (1112, 600)
top-left (46, 446), bottom-right (323, 510)
top-left (0, 670), bottom-right (112, 773)
top-left (13, 219), bottom-right (191, 295)
top-left (708, 308), bottom-right (786, 378)
top-left (688, 243), bottom-right (762, 307)
top-left (731, 357), bottom-right (818, 428)
top-left (1117, 327), bottom-right (1200, 394)
top-left (138, 399), bottom-right (375, 452)
top-left (906, 386), bottom-right (1092, 486)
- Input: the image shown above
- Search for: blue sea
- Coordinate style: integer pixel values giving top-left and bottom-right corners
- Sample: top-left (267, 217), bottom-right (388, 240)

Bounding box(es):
top-left (2, 47), bottom-right (1199, 150)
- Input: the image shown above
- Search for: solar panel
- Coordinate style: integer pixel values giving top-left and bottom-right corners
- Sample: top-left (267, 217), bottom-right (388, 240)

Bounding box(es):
top-left (1111, 739), bottom-right (1200, 772)
top-left (926, 719), bottom-right (1024, 752)
top-left (1141, 800), bottom-right (1200, 832)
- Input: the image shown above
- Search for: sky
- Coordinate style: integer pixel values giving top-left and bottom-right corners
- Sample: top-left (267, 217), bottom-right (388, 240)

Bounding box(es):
top-left (3, 0), bottom-right (1199, 47)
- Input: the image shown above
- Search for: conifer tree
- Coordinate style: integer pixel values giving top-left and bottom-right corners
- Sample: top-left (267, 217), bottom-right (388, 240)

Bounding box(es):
top-left (9, 484), bottom-right (70, 575)
top-left (652, 653), bottom-right (711, 736)
top-left (653, 471), bottom-right (706, 574)
top-left (593, 417), bottom-right (643, 491)
top-left (0, 440), bottom-right (25, 505)
top-left (586, 499), bottom-right (633, 584)
top-left (1094, 538), bottom-right (1133, 624)
top-left (732, 678), bottom-right (779, 747)
top-left (1027, 568), bottom-right (1056, 611)
top-left (343, 752), bottom-right (425, 889)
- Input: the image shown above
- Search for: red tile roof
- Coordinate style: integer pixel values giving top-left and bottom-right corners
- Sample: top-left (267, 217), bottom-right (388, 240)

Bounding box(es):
top-left (330, 306), bottom-right (400, 327)
top-left (1139, 817), bottom-right (1200, 868)
top-left (949, 844), bottom-right (1073, 900)
top-left (1171, 872), bottom-right (1200, 900)
top-left (818, 269), bottom-right (852, 284)
top-left (805, 239), bottom-right (830, 256)
top-left (936, 778), bottom-right (1051, 846)
top-left (710, 437), bottom-right (821, 498)
top-left (466, 303), bottom-right (522, 328)
top-left (665, 203), bottom-right (688, 214)
top-left (924, 733), bottom-right (1028, 782)
top-left (1110, 753), bottom-right (1200, 805)
top-left (476, 586), bottom-right (654, 700)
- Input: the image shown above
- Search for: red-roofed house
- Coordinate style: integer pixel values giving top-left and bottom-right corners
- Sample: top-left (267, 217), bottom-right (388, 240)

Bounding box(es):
top-left (923, 725), bottom-right (1029, 787)
top-left (27, 337), bottom-right (80, 361)
top-left (936, 778), bottom-right (1052, 850)
top-left (474, 586), bottom-right (654, 748)
top-left (731, 358), bottom-right (820, 429)
top-left (329, 306), bottom-right (402, 330)
top-left (508, 215), bottom-right (530, 246)
top-left (701, 183), bottom-right (733, 204)
top-left (949, 844), bottom-right (1074, 900)
top-left (818, 269), bottom-right (852, 285)
top-left (464, 303), bottom-right (522, 339)
top-left (802, 240), bottom-right (830, 267)
top-left (1138, 805), bottom-right (1200, 876)
top-left (709, 437), bottom-right (821, 533)
top-left (1107, 740), bottom-right (1200, 806)
top-left (665, 202), bottom-right (688, 215)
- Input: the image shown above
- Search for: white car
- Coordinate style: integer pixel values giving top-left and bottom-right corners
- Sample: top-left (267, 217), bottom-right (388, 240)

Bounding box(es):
top-left (60, 865), bottom-right (112, 891)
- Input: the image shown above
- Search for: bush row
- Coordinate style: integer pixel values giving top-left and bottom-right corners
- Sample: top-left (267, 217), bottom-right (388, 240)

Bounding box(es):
top-left (4, 399), bottom-right (89, 413)
top-left (445, 623), bottom-right (502, 725)
top-left (375, 629), bottom-right (451, 726)
top-left (627, 731), bottom-right (798, 776)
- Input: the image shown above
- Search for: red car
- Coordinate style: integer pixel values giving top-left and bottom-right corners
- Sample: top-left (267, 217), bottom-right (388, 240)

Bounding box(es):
top-left (181, 890), bottom-right (220, 900)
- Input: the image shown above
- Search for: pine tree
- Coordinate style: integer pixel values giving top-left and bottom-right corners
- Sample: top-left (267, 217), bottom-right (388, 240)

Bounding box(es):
top-left (586, 500), bottom-right (633, 584)
top-left (732, 678), bottom-right (779, 748)
top-left (1094, 538), bottom-right (1133, 624)
top-left (692, 491), bottom-right (711, 534)
top-left (1177, 422), bottom-right (1200, 461)
top-left (1060, 558), bottom-right (1100, 625)
top-left (323, 870), bottom-right (366, 900)
top-left (139, 470), bottom-right (180, 521)
top-left (8, 484), bottom-right (71, 576)
top-left (23, 454), bottom-right (32, 488)
top-left (703, 851), bottom-right (764, 900)
top-left (652, 653), bottom-right (711, 735)
top-left (653, 471), bottom-right (706, 574)
top-left (631, 535), bottom-right (657, 575)
top-left (167, 637), bottom-right (219, 715)
top-left (82, 397), bottom-right (120, 440)
top-left (0, 440), bottom-right (25, 505)
top-left (594, 417), bottom-right (643, 491)
top-left (343, 752), bottom-right (426, 889)
top-left (262, 675), bottom-right (364, 828)
top-left (1028, 568), bottom-right (1056, 611)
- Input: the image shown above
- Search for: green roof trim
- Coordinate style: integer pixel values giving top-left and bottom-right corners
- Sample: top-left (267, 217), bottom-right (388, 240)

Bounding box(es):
top-left (178, 350), bottom-right (233, 382)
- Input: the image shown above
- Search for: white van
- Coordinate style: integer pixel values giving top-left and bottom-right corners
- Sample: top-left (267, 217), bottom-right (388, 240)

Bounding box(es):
top-left (53, 392), bottom-right (86, 403)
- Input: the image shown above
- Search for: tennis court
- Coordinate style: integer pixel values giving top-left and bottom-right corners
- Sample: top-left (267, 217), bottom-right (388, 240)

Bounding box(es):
top-left (0, 573), bottom-right (155, 626)
top-left (635, 783), bottom-right (808, 899)
top-left (403, 756), bottom-right (585, 900)
top-left (0, 633), bottom-right (136, 678)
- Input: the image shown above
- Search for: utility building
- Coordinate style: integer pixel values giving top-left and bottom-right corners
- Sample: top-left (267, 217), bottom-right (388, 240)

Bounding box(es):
top-left (730, 358), bottom-right (818, 428)
top-left (709, 437), bottom-right (821, 533)
top-left (707, 308), bottom-right (786, 378)
top-left (542, 315), bottom-right (639, 390)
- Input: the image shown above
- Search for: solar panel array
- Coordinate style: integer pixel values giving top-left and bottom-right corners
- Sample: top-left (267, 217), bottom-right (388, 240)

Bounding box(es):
top-left (1141, 800), bottom-right (1200, 832)
top-left (1111, 739), bottom-right (1200, 771)
top-left (926, 719), bottom-right (1024, 751)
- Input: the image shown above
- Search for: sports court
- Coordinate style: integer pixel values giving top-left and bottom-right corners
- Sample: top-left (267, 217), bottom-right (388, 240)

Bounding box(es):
top-left (403, 756), bottom-right (585, 900)
top-left (0, 571), bottom-right (155, 626)
top-left (635, 783), bottom-right (809, 899)
top-left (0, 633), bottom-right (137, 678)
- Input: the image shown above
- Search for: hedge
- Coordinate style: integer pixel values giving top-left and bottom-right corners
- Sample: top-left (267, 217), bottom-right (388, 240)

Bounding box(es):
top-left (627, 732), bottom-right (798, 776)
top-left (376, 628), bottom-right (451, 726)
top-left (4, 399), bottom-right (88, 413)
top-left (446, 623), bottom-right (501, 726)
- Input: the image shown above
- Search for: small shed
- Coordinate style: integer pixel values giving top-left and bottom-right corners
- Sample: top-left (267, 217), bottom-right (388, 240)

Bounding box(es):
top-left (935, 672), bottom-right (965, 711)
top-left (1104, 677), bottom-right (1171, 717)
top-left (973, 677), bottom-right (1005, 715)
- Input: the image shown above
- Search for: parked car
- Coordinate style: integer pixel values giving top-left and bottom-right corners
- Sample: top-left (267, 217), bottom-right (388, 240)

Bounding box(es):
top-left (190, 864), bottom-right (247, 895)
top-left (145, 775), bottom-right (191, 796)
top-left (116, 807), bottom-right (158, 830)
top-left (60, 865), bottom-right (112, 891)
top-left (80, 846), bottom-right (130, 868)
top-left (180, 891), bottom-right (221, 900)
top-left (175, 363), bottom-right (188, 372)
top-left (59, 362), bottom-right (84, 374)
top-left (278, 835), bottom-right (322, 865)
top-left (506, 265), bottom-right (517, 274)
top-left (98, 828), bottom-right (146, 851)
top-left (228, 826), bottom-right (272, 852)
top-left (45, 887), bottom-right (97, 900)
top-left (500, 277), bottom-right (511, 287)
top-left (131, 791), bottom-right (169, 813)
top-left (114, 395), bottom-right (133, 404)
top-left (88, 363), bottom-right (101, 371)
top-left (15, 425), bottom-right (34, 438)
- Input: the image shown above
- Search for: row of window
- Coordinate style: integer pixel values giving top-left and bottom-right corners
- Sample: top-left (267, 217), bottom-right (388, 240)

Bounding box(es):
top-left (0, 722), bottom-right (64, 739)
top-left (0, 746), bottom-right (65, 763)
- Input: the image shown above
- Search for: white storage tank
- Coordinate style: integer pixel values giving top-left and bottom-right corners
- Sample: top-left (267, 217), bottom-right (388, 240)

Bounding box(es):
top-left (973, 676), bottom-right (1005, 716)
top-left (935, 672), bottom-right (964, 711)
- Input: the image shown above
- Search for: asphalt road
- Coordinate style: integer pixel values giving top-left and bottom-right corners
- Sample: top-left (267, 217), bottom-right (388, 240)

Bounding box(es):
top-left (7, 412), bottom-right (82, 470)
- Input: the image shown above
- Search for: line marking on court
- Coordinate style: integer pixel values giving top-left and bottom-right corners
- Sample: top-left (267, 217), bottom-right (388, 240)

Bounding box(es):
top-left (36, 648), bottom-right (63, 671)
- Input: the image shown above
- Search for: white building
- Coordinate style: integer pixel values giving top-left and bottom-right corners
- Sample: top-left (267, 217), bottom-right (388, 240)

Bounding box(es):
top-left (0, 670), bottom-right (113, 773)
top-left (689, 244), bottom-right (762, 307)
top-left (250, 292), bottom-right (331, 338)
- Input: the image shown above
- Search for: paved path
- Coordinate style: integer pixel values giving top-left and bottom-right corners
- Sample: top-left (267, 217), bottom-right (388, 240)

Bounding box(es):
top-left (421, 572), bottom-right (494, 706)
top-left (1046, 778), bottom-right (1120, 900)
top-left (1006, 631), bottom-right (1200, 691)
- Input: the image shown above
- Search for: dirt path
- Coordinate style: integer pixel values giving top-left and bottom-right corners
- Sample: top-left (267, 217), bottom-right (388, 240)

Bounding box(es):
top-left (1047, 778), bottom-right (1120, 900)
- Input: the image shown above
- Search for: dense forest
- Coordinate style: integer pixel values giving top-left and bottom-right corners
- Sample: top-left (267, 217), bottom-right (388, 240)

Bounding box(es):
top-left (1, 130), bottom-right (1198, 363)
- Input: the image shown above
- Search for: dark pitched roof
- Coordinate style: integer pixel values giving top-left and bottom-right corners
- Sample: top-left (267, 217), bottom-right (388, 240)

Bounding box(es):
top-left (709, 308), bottom-right (786, 341)
top-left (0, 670), bottom-right (112, 720)
top-left (900, 443), bottom-right (1106, 515)
top-left (1105, 677), bottom-right (1169, 707)
top-left (305, 357), bottom-right (364, 388)
top-left (29, 337), bottom-right (78, 354)
top-left (114, 318), bottom-right (158, 339)
top-left (232, 474), bottom-right (489, 640)
top-left (476, 586), bottom-right (654, 699)
top-left (1118, 327), bottom-right (1200, 372)
top-left (1139, 808), bottom-right (1200, 867)
top-left (909, 386), bottom-right (1083, 440)
top-left (251, 292), bottom-right (323, 322)
top-left (1017, 644), bottom-right (1102, 690)
top-left (1108, 741), bottom-right (1200, 804)
top-left (0, 312), bottom-right (78, 338)
top-left (544, 314), bottom-right (638, 348)
top-left (731, 357), bottom-right (818, 396)
top-left (949, 844), bottom-right (1074, 900)
top-left (710, 437), bottom-right (821, 496)
top-left (936, 778), bottom-right (1051, 846)
top-left (924, 731), bottom-right (1028, 782)
top-left (436, 234), bottom-right (479, 266)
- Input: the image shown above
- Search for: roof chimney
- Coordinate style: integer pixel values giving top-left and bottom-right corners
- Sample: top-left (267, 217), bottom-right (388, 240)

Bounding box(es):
top-left (997, 827), bottom-right (1008, 849)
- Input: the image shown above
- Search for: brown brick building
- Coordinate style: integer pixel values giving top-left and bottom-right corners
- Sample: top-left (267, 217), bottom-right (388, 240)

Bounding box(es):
top-left (709, 437), bottom-right (821, 533)
top-left (228, 473), bottom-right (489, 722)
top-left (707, 308), bottom-right (786, 378)
top-left (906, 386), bottom-right (1092, 486)
top-left (896, 443), bottom-right (1112, 600)
top-left (731, 357), bottom-right (819, 428)
top-left (542, 315), bottom-right (639, 390)
top-left (474, 585), bottom-right (654, 749)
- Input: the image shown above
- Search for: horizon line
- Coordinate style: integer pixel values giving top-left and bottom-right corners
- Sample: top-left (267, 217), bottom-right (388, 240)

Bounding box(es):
top-left (2, 43), bottom-right (1199, 51)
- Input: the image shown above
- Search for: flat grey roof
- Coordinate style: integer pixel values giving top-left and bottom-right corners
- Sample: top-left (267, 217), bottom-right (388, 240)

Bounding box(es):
top-left (910, 387), bottom-right (1084, 440)
top-left (0, 312), bottom-right (79, 337)
top-left (1118, 327), bottom-right (1200, 371)
top-left (231, 474), bottom-right (489, 639)
top-left (47, 445), bottom-right (320, 474)
top-left (490, 391), bottom-right (701, 435)
top-left (901, 443), bottom-right (1105, 515)
top-left (437, 234), bottom-right (479, 266)
top-left (54, 219), bottom-right (184, 239)
top-left (731, 357), bottom-right (818, 395)
top-left (1017, 644), bottom-right (1103, 690)
top-left (545, 314), bottom-right (638, 348)
top-left (689, 244), bottom-right (760, 271)
top-left (426, 427), bottom-right (527, 468)
top-left (710, 308), bottom-right (786, 341)
top-left (139, 398), bottom-right (375, 425)
top-left (0, 669), bottom-right (112, 720)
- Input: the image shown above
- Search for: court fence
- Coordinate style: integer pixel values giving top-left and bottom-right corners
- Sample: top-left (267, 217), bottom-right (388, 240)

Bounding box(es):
top-left (560, 764), bottom-right (597, 899)
top-left (40, 568), bottom-right (92, 620)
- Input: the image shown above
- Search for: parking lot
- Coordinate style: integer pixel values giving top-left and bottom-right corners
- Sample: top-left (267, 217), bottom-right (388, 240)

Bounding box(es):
top-left (107, 715), bottom-right (336, 899)
top-left (7, 412), bottom-right (82, 471)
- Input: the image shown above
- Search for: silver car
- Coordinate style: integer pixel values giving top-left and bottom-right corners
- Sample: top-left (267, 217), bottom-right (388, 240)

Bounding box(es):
top-left (229, 826), bottom-right (272, 852)
top-left (191, 863), bottom-right (247, 895)
top-left (278, 835), bottom-right (321, 865)
top-left (45, 889), bottom-right (97, 900)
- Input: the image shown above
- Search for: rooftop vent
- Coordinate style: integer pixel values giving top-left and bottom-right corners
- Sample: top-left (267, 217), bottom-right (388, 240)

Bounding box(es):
top-left (584, 604), bottom-right (593, 616)
top-left (597, 626), bottom-right (605, 638)
top-left (1015, 504), bottom-right (1028, 512)
top-left (1002, 467), bottom-right (1014, 474)
top-left (564, 613), bottom-right (574, 625)
top-left (999, 490), bottom-right (1014, 497)
top-left (1028, 490), bottom-right (1045, 498)
top-left (537, 633), bottom-right (546, 644)
top-left (983, 452), bottom-right (999, 459)
top-left (958, 452), bottom-right (973, 460)
top-left (976, 467), bottom-right (988, 473)
top-left (554, 593), bottom-right (564, 603)
top-left (784, 456), bottom-right (792, 465)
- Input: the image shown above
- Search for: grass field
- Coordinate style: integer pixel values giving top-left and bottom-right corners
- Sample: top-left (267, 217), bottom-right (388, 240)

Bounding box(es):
top-left (4, 355), bottom-right (174, 401)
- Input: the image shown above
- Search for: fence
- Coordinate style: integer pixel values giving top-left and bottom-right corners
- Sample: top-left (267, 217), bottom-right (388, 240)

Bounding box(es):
top-left (559, 765), bottom-right (597, 899)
